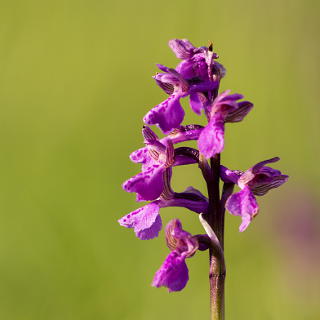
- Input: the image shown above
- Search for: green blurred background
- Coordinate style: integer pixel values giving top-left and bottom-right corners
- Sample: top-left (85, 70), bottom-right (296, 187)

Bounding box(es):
top-left (0, 0), bottom-right (319, 319)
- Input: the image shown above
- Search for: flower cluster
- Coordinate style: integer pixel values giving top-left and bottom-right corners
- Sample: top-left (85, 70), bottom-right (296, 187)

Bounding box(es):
top-left (119, 39), bottom-right (288, 292)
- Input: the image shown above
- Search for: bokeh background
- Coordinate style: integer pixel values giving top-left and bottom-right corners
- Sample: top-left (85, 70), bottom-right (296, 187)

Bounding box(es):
top-left (0, 0), bottom-right (319, 319)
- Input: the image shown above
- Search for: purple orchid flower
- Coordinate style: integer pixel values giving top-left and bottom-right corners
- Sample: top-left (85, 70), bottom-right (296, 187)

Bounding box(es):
top-left (130, 125), bottom-right (203, 167)
top-left (198, 90), bottom-right (253, 158)
top-left (170, 39), bottom-right (225, 116)
top-left (118, 187), bottom-right (208, 240)
top-left (169, 39), bottom-right (224, 82)
top-left (144, 64), bottom-right (217, 133)
top-left (221, 157), bottom-right (289, 231)
top-left (122, 126), bottom-right (175, 201)
top-left (143, 65), bottom-right (189, 133)
top-left (124, 126), bottom-right (204, 202)
top-left (144, 40), bottom-right (225, 133)
top-left (152, 219), bottom-right (199, 291)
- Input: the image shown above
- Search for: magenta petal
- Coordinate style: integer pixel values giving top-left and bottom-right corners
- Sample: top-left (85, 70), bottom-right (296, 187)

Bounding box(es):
top-left (220, 166), bottom-right (242, 184)
top-left (118, 202), bottom-right (162, 240)
top-left (176, 59), bottom-right (196, 79)
top-left (226, 187), bottom-right (259, 232)
top-left (164, 188), bottom-right (208, 214)
top-left (250, 172), bottom-right (289, 196)
top-left (168, 39), bottom-right (195, 59)
top-left (239, 215), bottom-right (252, 232)
top-left (165, 219), bottom-right (199, 254)
top-left (136, 215), bottom-right (162, 240)
top-left (175, 53), bottom-right (208, 80)
top-left (173, 154), bottom-right (198, 166)
top-left (122, 165), bottom-right (164, 201)
top-left (152, 251), bottom-right (189, 292)
top-left (251, 157), bottom-right (280, 173)
top-left (189, 93), bottom-right (203, 115)
top-left (198, 116), bottom-right (224, 158)
top-left (189, 81), bottom-right (218, 93)
top-left (129, 147), bottom-right (148, 164)
top-left (144, 95), bottom-right (185, 133)
top-left (153, 66), bottom-right (186, 95)
top-left (168, 125), bottom-right (203, 144)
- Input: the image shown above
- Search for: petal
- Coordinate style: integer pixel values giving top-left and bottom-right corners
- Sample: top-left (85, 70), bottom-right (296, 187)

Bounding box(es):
top-left (154, 66), bottom-right (188, 95)
top-left (189, 93), bottom-right (204, 115)
top-left (220, 93), bottom-right (243, 102)
top-left (142, 126), bottom-right (159, 143)
top-left (176, 59), bottom-right (197, 79)
top-left (212, 61), bottom-right (226, 78)
top-left (152, 251), bottom-right (189, 292)
top-left (220, 166), bottom-right (242, 184)
top-left (129, 147), bottom-right (149, 164)
top-left (210, 91), bottom-right (248, 117)
top-left (238, 158), bottom-right (285, 189)
top-left (239, 157), bottom-right (288, 196)
top-left (251, 157), bottom-right (280, 173)
top-left (137, 214), bottom-right (162, 240)
top-left (144, 95), bottom-right (185, 133)
top-left (175, 53), bottom-right (208, 80)
top-left (198, 116), bottom-right (224, 158)
top-left (226, 187), bottom-right (259, 231)
top-left (118, 202), bottom-right (162, 240)
top-left (163, 187), bottom-right (209, 214)
top-left (225, 101), bottom-right (253, 123)
top-left (154, 78), bottom-right (174, 95)
top-left (165, 219), bottom-right (197, 253)
top-left (250, 173), bottom-right (289, 196)
top-left (173, 146), bottom-right (199, 166)
top-left (168, 124), bottom-right (203, 144)
top-left (239, 214), bottom-right (252, 232)
top-left (168, 39), bottom-right (195, 59)
top-left (122, 165), bottom-right (164, 201)
top-left (189, 81), bottom-right (218, 94)
top-left (174, 154), bottom-right (198, 166)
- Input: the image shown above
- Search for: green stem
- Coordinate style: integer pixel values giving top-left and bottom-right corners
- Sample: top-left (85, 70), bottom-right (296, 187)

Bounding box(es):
top-left (209, 254), bottom-right (226, 320)
top-left (206, 154), bottom-right (225, 320)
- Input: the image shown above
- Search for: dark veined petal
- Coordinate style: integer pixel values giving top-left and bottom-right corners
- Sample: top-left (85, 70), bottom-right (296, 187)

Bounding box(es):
top-left (142, 125), bottom-right (159, 143)
top-left (168, 125), bottom-right (203, 144)
top-left (198, 115), bottom-right (225, 158)
top-left (238, 158), bottom-right (280, 187)
top-left (118, 202), bottom-right (162, 240)
top-left (225, 186), bottom-right (259, 232)
top-left (122, 165), bottom-right (164, 201)
top-left (250, 173), bottom-right (289, 196)
top-left (154, 65), bottom-right (189, 95)
top-left (152, 251), bottom-right (189, 292)
top-left (143, 95), bottom-right (185, 133)
top-left (165, 219), bottom-right (198, 254)
top-left (168, 39), bottom-right (195, 59)
top-left (225, 101), bottom-right (253, 123)
top-left (212, 61), bottom-right (226, 79)
top-left (251, 157), bottom-right (280, 174)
